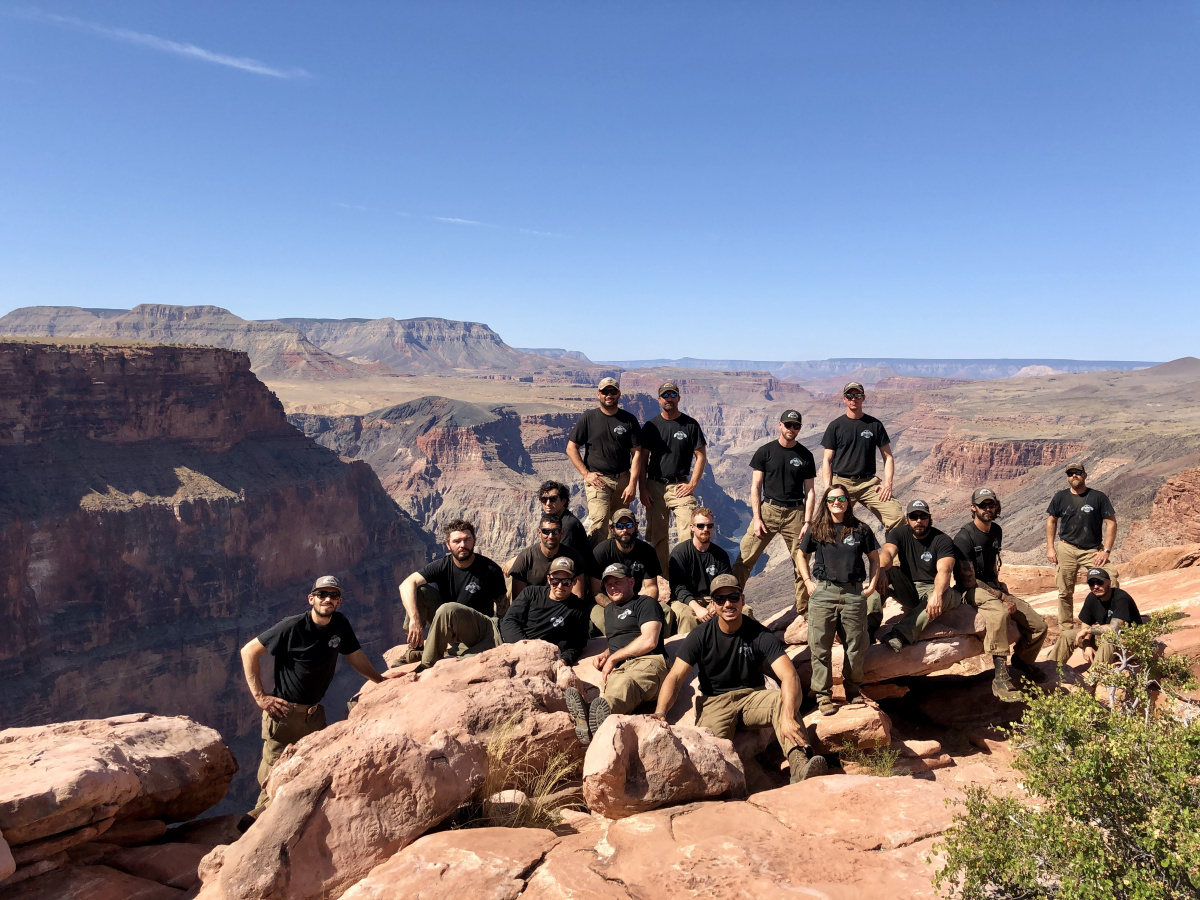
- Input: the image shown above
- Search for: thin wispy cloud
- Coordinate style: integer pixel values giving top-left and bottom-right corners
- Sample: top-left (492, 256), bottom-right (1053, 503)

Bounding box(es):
top-left (334, 202), bottom-right (368, 211)
top-left (19, 10), bottom-right (308, 79)
top-left (433, 216), bottom-right (491, 227)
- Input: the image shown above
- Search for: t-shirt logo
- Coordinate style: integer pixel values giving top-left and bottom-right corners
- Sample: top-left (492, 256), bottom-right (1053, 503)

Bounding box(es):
top-left (464, 581), bottom-right (481, 593)
top-left (632, 562), bottom-right (644, 574)
top-left (921, 550), bottom-right (933, 563)
top-left (974, 546), bottom-right (983, 554)
top-left (993, 540), bottom-right (1002, 550)
top-left (705, 564), bottom-right (718, 576)
top-left (738, 645), bottom-right (755, 657)
top-left (843, 534), bottom-right (858, 546)
top-left (618, 609), bottom-right (634, 620)
top-left (673, 430), bottom-right (688, 441)
top-left (789, 458), bottom-right (802, 467)
top-left (1081, 504), bottom-right (1094, 513)
top-left (551, 614), bottom-right (565, 628)
top-left (860, 429), bottom-right (873, 439)
top-left (328, 636), bottom-right (341, 648)
top-left (613, 426), bottom-right (628, 435)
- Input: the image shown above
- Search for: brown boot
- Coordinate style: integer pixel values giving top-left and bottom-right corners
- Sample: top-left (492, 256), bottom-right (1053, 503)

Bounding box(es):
top-left (992, 656), bottom-right (1021, 702)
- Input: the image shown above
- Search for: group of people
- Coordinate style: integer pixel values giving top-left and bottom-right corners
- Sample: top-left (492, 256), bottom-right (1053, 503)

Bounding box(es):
top-left (240, 378), bottom-right (1145, 819)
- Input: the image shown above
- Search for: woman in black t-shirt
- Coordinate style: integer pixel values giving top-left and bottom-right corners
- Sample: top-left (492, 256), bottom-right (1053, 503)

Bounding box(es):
top-left (797, 485), bottom-right (881, 715)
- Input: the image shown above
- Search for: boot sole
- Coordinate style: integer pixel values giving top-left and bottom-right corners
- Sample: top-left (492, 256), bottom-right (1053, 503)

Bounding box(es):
top-left (589, 697), bottom-right (612, 736)
top-left (565, 688), bottom-right (591, 746)
top-left (793, 754), bottom-right (830, 783)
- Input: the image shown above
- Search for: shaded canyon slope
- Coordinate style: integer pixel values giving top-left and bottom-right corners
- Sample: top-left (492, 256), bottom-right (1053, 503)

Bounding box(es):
top-left (0, 339), bottom-right (433, 808)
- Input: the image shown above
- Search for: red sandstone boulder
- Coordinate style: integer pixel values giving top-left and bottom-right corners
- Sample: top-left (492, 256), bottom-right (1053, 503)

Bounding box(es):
top-left (1, 864), bottom-right (184, 899)
top-left (582, 716), bottom-right (746, 818)
top-left (103, 842), bottom-right (214, 890)
top-left (1119, 544), bottom-right (1200, 580)
top-left (1, 833), bottom-right (14, 881)
top-left (863, 635), bottom-right (986, 682)
top-left (802, 700), bottom-right (892, 753)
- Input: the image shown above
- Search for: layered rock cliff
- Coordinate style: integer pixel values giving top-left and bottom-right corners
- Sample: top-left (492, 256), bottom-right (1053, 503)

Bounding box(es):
top-left (0, 340), bottom-right (432, 808)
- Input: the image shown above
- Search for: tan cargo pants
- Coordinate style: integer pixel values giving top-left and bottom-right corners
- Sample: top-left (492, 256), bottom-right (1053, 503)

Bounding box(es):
top-left (733, 502), bottom-right (810, 614)
top-left (251, 702), bottom-right (326, 817)
top-left (695, 687), bottom-right (808, 755)
top-left (886, 569), bottom-right (964, 646)
top-left (1054, 541), bottom-right (1119, 626)
top-left (978, 581), bottom-right (1047, 663)
top-left (832, 475), bottom-right (903, 533)
top-left (663, 599), bottom-right (702, 637)
top-left (643, 480), bottom-right (698, 574)
top-left (602, 654), bottom-right (668, 714)
top-left (584, 471), bottom-right (632, 544)
top-left (408, 584), bottom-right (501, 668)
top-left (1053, 626), bottom-right (1117, 667)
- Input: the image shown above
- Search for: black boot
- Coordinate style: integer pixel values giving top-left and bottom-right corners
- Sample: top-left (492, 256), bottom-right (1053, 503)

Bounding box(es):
top-left (992, 655), bottom-right (1021, 702)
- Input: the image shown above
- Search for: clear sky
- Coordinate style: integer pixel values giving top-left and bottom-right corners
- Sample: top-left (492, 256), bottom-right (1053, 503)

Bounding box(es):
top-left (2, 2), bottom-right (1197, 362)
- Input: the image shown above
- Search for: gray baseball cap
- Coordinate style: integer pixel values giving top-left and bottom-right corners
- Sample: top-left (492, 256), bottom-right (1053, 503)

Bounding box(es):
top-left (658, 380), bottom-right (680, 396)
top-left (311, 575), bottom-right (342, 594)
top-left (905, 499), bottom-right (931, 516)
top-left (971, 488), bottom-right (998, 505)
top-left (598, 376), bottom-right (620, 391)
top-left (601, 562), bottom-right (631, 581)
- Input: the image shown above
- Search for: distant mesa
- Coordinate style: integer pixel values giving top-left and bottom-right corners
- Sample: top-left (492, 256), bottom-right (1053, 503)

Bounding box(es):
top-left (515, 347), bottom-right (593, 363)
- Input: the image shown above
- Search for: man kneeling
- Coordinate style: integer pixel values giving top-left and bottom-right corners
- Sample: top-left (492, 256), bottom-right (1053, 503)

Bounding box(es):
top-left (652, 574), bottom-right (827, 783)
top-left (566, 563), bottom-right (668, 746)
top-left (1052, 567), bottom-right (1143, 670)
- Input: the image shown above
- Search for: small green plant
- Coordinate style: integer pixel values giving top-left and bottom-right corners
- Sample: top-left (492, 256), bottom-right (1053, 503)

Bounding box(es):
top-left (931, 612), bottom-right (1200, 899)
top-left (839, 739), bottom-right (900, 777)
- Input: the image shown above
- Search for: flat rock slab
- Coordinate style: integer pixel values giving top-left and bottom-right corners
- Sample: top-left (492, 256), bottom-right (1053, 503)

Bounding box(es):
top-left (340, 828), bottom-right (560, 900)
top-left (802, 702), bottom-right (891, 754)
top-left (2, 864), bottom-right (185, 899)
top-left (104, 842), bottom-right (214, 890)
top-left (164, 814), bottom-right (244, 847)
top-left (863, 635), bottom-right (985, 683)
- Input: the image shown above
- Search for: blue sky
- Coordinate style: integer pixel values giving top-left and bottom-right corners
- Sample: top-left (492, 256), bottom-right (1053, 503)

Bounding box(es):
top-left (2, 2), bottom-right (1197, 361)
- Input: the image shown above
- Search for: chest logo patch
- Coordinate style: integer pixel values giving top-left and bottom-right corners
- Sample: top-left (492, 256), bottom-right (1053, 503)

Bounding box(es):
top-left (618, 609), bottom-right (634, 620)
top-left (632, 562), bottom-right (644, 573)
top-left (974, 546), bottom-right (983, 554)
top-left (1081, 504), bottom-right (1094, 513)
top-left (860, 429), bottom-right (873, 439)
top-left (789, 457), bottom-right (802, 467)
top-left (739, 645), bottom-right (755, 657)
top-left (551, 614), bottom-right (565, 628)
top-left (673, 431), bottom-right (688, 441)
top-left (613, 426), bottom-right (628, 435)
top-left (706, 564), bottom-right (718, 576)
top-left (464, 581), bottom-right (480, 593)
top-left (921, 550), bottom-right (934, 563)
top-left (328, 636), bottom-right (341, 648)
top-left (843, 535), bottom-right (858, 546)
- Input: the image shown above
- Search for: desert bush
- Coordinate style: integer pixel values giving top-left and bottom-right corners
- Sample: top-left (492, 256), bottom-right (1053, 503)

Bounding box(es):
top-left (839, 739), bottom-right (900, 777)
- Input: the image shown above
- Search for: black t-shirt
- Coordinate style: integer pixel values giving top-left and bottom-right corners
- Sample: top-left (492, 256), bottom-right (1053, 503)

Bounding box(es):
top-left (750, 440), bottom-right (816, 503)
top-left (1079, 588), bottom-right (1142, 628)
top-left (258, 611), bottom-right (361, 705)
top-left (559, 510), bottom-right (591, 560)
top-left (568, 407), bottom-right (642, 476)
top-left (417, 553), bottom-right (507, 616)
top-left (510, 541), bottom-right (587, 589)
top-left (669, 540), bottom-right (733, 604)
top-left (820, 414), bottom-right (891, 478)
top-left (800, 522), bottom-right (878, 584)
top-left (1046, 488), bottom-right (1116, 550)
top-left (642, 413), bottom-right (707, 483)
top-left (676, 616), bottom-right (786, 696)
top-left (884, 522), bottom-right (957, 584)
top-left (498, 585), bottom-right (591, 663)
top-left (593, 537), bottom-right (662, 594)
top-left (603, 593), bottom-right (666, 657)
top-left (953, 522), bottom-right (1004, 585)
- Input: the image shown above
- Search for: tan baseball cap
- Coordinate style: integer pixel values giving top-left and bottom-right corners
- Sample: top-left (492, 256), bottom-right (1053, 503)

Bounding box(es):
top-left (598, 376), bottom-right (620, 391)
top-left (548, 557), bottom-right (576, 576)
top-left (311, 575), bottom-right (342, 594)
top-left (610, 507), bottom-right (636, 524)
top-left (843, 382), bottom-right (865, 395)
top-left (709, 574), bottom-right (741, 593)
top-left (658, 380), bottom-right (680, 396)
top-left (601, 562), bottom-right (631, 581)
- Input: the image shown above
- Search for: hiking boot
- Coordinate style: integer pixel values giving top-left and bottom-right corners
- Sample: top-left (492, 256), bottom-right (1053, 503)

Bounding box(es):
top-left (991, 659), bottom-right (1022, 702)
top-left (788, 748), bottom-right (829, 783)
top-left (1011, 655), bottom-right (1048, 684)
top-left (565, 688), bottom-right (591, 746)
top-left (818, 697), bottom-right (837, 716)
top-left (588, 696), bottom-right (612, 736)
top-left (885, 634), bottom-right (907, 654)
top-left (843, 692), bottom-right (865, 707)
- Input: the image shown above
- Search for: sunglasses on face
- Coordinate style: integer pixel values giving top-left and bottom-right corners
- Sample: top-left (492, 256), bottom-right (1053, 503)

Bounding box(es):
top-left (977, 501), bottom-right (998, 510)
top-left (693, 522), bottom-right (714, 530)
top-left (826, 496), bottom-right (849, 504)
top-left (908, 513), bottom-right (930, 522)
top-left (1087, 580), bottom-right (1106, 588)
top-left (540, 528), bottom-right (562, 535)
top-left (712, 592), bottom-right (743, 605)
top-left (548, 576), bottom-right (573, 586)
top-left (313, 591), bottom-right (341, 599)
top-left (613, 521), bottom-right (636, 530)
top-left (539, 495), bottom-right (562, 504)
top-left (600, 388), bottom-right (620, 396)
top-left (782, 422), bottom-right (801, 430)
top-left (844, 392), bottom-right (864, 400)
top-left (660, 391), bottom-right (679, 399)
top-left (1066, 470), bottom-right (1084, 477)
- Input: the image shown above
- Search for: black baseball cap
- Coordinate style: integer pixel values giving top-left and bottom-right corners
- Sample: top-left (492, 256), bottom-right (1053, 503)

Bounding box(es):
top-left (1086, 567), bottom-right (1111, 584)
top-left (905, 499), bottom-right (930, 516)
top-left (780, 409), bottom-right (802, 425)
top-left (971, 488), bottom-right (998, 505)
top-left (602, 563), bottom-right (631, 581)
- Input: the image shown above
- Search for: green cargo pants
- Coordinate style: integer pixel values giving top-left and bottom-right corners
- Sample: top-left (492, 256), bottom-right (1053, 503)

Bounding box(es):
top-left (886, 569), bottom-right (963, 646)
top-left (251, 702), bottom-right (326, 817)
top-left (808, 581), bottom-right (871, 701)
top-left (695, 687), bottom-right (808, 756)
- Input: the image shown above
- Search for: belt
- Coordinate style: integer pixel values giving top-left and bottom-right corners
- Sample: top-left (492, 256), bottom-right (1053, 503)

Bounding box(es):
top-left (650, 476), bottom-right (685, 485)
top-left (834, 474), bottom-right (873, 483)
top-left (764, 498), bottom-right (804, 508)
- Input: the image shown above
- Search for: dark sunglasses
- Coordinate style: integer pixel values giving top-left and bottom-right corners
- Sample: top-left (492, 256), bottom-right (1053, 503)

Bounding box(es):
top-left (712, 592), bottom-right (743, 605)
top-left (976, 501), bottom-right (999, 510)
top-left (826, 496), bottom-right (849, 504)
top-left (844, 392), bottom-right (864, 400)
top-left (907, 513), bottom-right (930, 521)
top-left (660, 391), bottom-right (679, 399)
top-left (539, 495), bottom-right (563, 504)
top-left (612, 521), bottom-right (636, 530)
top-left (313, 590), bottom-right (341, 599)
top-left (693, 522), bottom-right (715, 530)
top-left (600, 388), bottom-right (620, 396)
top-left (548, 576), bottom-right (574, 586)
top-left (1066, 470), bottom-right (1085, 477)
top-left (539, 527), bottom-right (562, 535)
top-left (1087, 580), bottom-right (1107, 588)
top-left (781, 422), bottom-right (801, 430)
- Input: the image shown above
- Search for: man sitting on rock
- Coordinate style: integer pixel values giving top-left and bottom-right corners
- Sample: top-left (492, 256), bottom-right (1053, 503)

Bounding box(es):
top-left (1052, 567), bottom-right (1143, 670)
top-left (652, 574), bottom-right (827, 783)
top-left (953, 488), bottom-right (1048, 687)
top-left (667, 507), bottom-right (732, 636)
top-left (590, 508), bottom-right (662, 634)
top-left (566, 563), bottom-right (669, 746)
top-left (240, 575), bottom-right (388, 822)
top-left (398, 519), bottom-right (508, 669)
top-left (878, 500), bottom-right (962, 646)
top-left (510, 513), bottom-right (589, 600)
top-left (499, 556), bottom-right (591, 665)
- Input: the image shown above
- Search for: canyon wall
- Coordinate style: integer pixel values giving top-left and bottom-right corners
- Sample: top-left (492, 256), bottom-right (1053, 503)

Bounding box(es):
top-left (0, 340), bottom-right (433, 809)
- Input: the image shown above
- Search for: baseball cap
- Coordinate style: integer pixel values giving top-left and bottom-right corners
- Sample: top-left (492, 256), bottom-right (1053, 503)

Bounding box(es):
top-left (905, 499), bottom-right (931, 516)
top-left (709, 574), bottom-right (742, 594)
top-left (311, 575), bottom-right (342, 594)
top-left (597, 376), bottom-right (620, 391)
top-left (971, 488), bottom-right (998, 506)
top-left (610, 508), bottom-right (636, 524)
top-left (843, 382), bottom-right (865, 395)
top-left (779, 409), bottom-right (802, 425)
top-left (1086, 567), bottom-right (1111, 584)
top-left (548, 557), bottom-right (576, 576)
top-left (601, 562), bottom-right (630, 581)
top-left (1064, 462), bottom-right (1087, 474)
top-left (658, 380), bottom-right (680, 396)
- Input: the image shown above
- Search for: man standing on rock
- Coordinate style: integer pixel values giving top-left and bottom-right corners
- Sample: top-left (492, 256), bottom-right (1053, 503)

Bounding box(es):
top-left (500, 557), bottom-right (591, 666)
top-left (640, 380), bottom-right (708, 574)
top-left (510, 513), bottom-right (588, 601)
top-left (566, 377), bottom-right (645, 545)
top-left (566, 563), bottom-right (668, 746)
top-left (668, 507), bottom-right (732, 636)
top-left (398, 520), bottom-right (508, 669)
top-left (954, 488), bottom-right (1048, 686)
top-left (590, 508), bottom-right (662, 633)
top-left (818, 382), bottom-right (903, 533)
top-left (537, 480), bottom-right (591, 556)
top-left (1046, 462), bottom-right (1119, 627)
top-left (240, 575), bottom-right (388, 821)
top-left (652, 574), bottom-right (827, 783)
top-left (1051, 567), bottom-right (1142, 669)
top-left (732, 410), bottom-right (816, 618)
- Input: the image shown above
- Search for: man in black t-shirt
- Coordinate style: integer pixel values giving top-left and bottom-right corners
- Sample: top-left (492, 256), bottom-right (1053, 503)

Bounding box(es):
top-left (951, 488), bottom-right (1046, 699)
top-left (565, 563), bottom-right (668, 746)
top-left (1052, 568), bottom-right (1142, 669)
top-left (818, 382), bottom-right (903, 532)
top-left (653, 575), bottom-right (827, 783)
top-left (500, 557), bottom-right (591, 665)
top-left (566, 377), bottom-right (645, 545)
top-left (398, 519), bottom-right (508, 669)
top-left (591, 509), bottom-right (661, 628)
top-left (1045, 462), bottom-right (1119, 626)
top-left (732, 410), bottom-right (817, 617)
top-left (668, 507), bottom-right (732, 636)
top-left (878, 500), bottom-right (963, 652)
top-left (240, 575), bottom-right (388, 819)
top-left (511, 514), bottom-right (588, 600)
top-left (537, 480), bottom-right (591, 556)
top-left (640, 380), bottom-right (708, 573)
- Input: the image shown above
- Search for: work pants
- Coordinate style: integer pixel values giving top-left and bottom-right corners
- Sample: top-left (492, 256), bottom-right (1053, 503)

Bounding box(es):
top-left (695, 687), bottom-right (808, 756)
top-left (252, 702), bottom-right (326, 817)
top-left (808, 581), bottom-right (869, 702)
top-left (601, 655), bottom-right (668, 714)
top-left (886, 569), bottom-right (963, 646)
top-left (733, 502), bottom-right (809, 615)
top-left (1054, 541), bottom-right (1119, 626)
top-left (1053, 627), bottom-right (1117, 668)
top-left (643, 480), bottom-right (698, 574)
top-left (584, 471), bottom-right (632, 545)
top-left (977, 581), bottom-right (1048, 664)
top-left (831, 475), bottom-right (904, 533)
top-left (408, 585), bottom-right (500, 668)
top-left (663, 599), bottom-right (702, 637)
